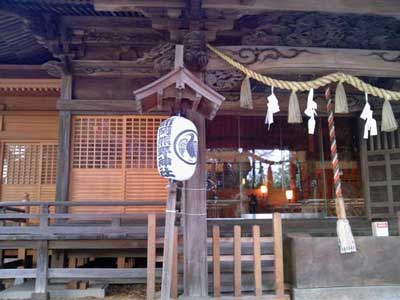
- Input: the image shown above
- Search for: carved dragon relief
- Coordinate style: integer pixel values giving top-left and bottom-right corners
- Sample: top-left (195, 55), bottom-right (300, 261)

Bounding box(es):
top-left (366, 52), bottom-right (400, 63)
top-left (221, 47), bottom-right (312, 65)
top-left (205, 70), bottom-right (244, 91)
top-left (237, 12), bottom-right (400, 50)
top-left (133, 42), bottom-right (175, 73)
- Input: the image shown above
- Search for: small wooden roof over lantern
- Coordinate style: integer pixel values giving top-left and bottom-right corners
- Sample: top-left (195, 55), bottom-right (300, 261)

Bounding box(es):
top-left (133, 45), bottom-right (225, 120)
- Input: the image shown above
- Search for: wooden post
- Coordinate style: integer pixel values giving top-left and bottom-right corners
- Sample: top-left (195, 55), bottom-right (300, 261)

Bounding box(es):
top-left (234, 225), bottom-right (241, 297)
top-left (273, 213), bottom-right (284, 296)
top-left (182, 110), bottom-right (208, 299)
top-left (31, 241), bottom-right (49, 300)
top-left (171, 226), bottom-right (179, 300)
top-left (146, 214), bottom-right (156, 300)
top-left (212, 225), bottom-right (221, 297)
top-left (397, 212), bottom-right (400, 236)
top-left (117, 257), bottom-right (125, 269)
top-left (252, 225), bottom-right (262, 297)
top-left (55, 111), bottom-right (71, 214)
top-left (55, 72), bottom-right (73, 214)
top-left (160, 182), bottom-right (177, 300)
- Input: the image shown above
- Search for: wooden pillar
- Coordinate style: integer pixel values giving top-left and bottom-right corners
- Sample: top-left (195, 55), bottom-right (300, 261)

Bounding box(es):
top-left (182, 111), bottom-right (208, 299)
top-left (31, 241), bottom-right (49, 300)
top-left (55, 73), bottom-right (72, 214)
top-left (146, 214), bottom-right (156, 300)
top-left (55, 111), bottom-right (71, 213)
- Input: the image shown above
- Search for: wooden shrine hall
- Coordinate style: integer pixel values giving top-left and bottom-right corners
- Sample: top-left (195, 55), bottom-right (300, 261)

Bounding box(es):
top-left (0, 1), bottom-right (400, 300)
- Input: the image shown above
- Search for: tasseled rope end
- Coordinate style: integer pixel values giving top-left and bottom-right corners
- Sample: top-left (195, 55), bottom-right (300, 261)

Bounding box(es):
top-left (240, 76), bottom-right (253, 110)
top-left (381, 99), bottom-right (398, 132)
top-left (337, 219), bottom-right (357, 254)
top-left (288, 91), bottom-right (302, 123)
top-left (335, 81), bottom-right (349, 114)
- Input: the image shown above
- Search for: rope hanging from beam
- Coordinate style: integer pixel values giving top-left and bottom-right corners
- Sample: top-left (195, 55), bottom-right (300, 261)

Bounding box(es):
top-left (207, 44), bottom-right (400, 101)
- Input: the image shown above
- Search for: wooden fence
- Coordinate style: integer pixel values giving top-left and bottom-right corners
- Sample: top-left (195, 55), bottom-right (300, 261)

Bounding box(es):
top-left (0, 201), bottom-right (288, 300)
top-left (0, 200), bottom-right (176, 300)
top-left (210, 213), bottom-right (288, 300)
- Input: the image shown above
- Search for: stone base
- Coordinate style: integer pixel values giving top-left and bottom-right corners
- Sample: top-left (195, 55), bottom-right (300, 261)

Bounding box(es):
top-left (31, 292), bottom-right (49, 300)
top-left (293, 286), bottom-right (400, 300)
top-left (0, 281), bottom-right (106, 299)
top-left (179, 295), bottom-right (289, 300)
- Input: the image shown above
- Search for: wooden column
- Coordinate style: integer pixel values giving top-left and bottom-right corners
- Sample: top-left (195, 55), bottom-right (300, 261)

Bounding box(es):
top-left (31, 241), bottom-right (49, 300)
top-left (55, 73), bottom-right (72, 213)
top-left (160, 182), bottom-right (177, 300)
top-left (182, 110), bottom-right (208, 299)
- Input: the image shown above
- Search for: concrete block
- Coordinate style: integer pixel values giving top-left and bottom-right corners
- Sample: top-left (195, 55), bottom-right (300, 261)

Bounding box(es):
top-left (31, 292), bottom-right (49, 300)
top-left (0, 281), bottom-right (106, 299)
top-left (293, 285), bottom-right (400, 300)
top-left (290, 236), bottom-right (400, 288)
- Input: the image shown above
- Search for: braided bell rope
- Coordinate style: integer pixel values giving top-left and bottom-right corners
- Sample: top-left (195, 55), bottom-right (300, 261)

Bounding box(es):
top-left (326, 88), bottom-right (343, 199)
top-left (207, 44), bottom-right (400, 101)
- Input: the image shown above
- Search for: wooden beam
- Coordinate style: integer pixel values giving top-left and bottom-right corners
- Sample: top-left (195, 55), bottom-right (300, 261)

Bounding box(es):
top-left (0, 268), bottom-right (162, 279)
top-left (203, 0), bottom-right (400, 16)
top-left (207, 46), bottom-right (400, 78)
top-left (94, 0), bottom-right (400, 16)
top-left (0, 78), bottom-right (60, 92)
top-left (94, 0), bottom-right (184, 11)
top-left (57, 99), bottom-right (137, 111)
top-left (71, 60), bottom-right (158, 78)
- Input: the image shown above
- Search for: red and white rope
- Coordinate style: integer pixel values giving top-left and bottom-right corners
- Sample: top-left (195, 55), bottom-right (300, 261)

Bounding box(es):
top-left (326, 88), bottom-right (343, 199)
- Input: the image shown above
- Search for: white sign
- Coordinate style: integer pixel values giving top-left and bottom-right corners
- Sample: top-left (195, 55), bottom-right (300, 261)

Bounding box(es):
top-left (371, 221), bottom-right (389, 237)
top-left (157, 116), bottom-right (198, 181)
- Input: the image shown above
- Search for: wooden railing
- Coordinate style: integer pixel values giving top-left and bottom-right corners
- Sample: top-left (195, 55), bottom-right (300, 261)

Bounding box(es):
top-left (0, 200), bottom-right (174, 300)
top-left (300, 198), bottom-right (365, 217)
top-left (210, 213), bottom-right (288, 300)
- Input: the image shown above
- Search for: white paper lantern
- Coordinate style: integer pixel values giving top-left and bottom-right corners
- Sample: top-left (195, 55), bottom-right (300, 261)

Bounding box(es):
top-left (157, 116), bottom-right (198, 181)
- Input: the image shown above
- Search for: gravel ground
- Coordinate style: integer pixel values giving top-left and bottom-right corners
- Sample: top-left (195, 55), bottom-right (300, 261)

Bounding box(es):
top-left (58, 284), bottom-right (149, 300)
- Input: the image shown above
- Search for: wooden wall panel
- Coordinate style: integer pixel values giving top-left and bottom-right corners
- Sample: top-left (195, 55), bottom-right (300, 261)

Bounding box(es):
top-left (69, 169), bottom-right (124, 213)
top-left (0, 142), bottom-right (57, 215)
top-left (0, 113), bottom-right (58, 140)
top-left (125, 169), bottom-right (166, 213)
top-left (70, 115), bottom-right (167, 214)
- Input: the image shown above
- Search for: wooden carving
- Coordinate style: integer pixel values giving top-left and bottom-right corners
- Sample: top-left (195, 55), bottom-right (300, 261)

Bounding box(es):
top-left (238, 12), bottom-right (400, 50)
top-left (183, 31), bottom-right (209, 72)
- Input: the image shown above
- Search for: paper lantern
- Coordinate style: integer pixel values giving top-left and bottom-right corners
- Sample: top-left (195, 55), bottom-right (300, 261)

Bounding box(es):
top-left (157, 116), bottom-right (198, 181)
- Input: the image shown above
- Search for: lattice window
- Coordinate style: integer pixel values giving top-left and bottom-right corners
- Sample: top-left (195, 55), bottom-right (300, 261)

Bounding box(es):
top-left (72, 116), bottom-right (124, 169)
top-left (126, 117), bottom-right (165, 168)
top-left (2, 144), bottom-right (40, 184)
top-left (41, 144), bottom-right (58, 184)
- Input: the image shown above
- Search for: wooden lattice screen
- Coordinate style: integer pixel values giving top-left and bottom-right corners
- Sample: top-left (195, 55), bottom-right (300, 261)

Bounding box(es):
top-left (69, 116), bottom-right (167, 213)
top-left (361, 121), bottom-right (400, 219)
top-left (1, 142), bottom-right (58, 206)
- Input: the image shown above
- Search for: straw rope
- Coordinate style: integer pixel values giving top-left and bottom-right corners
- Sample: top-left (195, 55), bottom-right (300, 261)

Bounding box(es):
top-left (207, 44), bottom-right (400, 101)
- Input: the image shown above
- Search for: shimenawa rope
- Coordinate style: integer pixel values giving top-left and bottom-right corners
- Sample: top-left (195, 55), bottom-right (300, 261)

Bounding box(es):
top-left (207, 44), bottom-right (400, 101)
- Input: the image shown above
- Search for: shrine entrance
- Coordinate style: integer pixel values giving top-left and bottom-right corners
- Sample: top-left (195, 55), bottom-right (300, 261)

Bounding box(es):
top-left (206, 115), bottom-right (365, 219)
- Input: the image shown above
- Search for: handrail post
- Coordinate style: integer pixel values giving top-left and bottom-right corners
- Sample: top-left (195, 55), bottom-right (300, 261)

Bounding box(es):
top-left (39, 204), bottom-right (49, 228)
top-left (397, 212), bottom-right (400, 236)
top-left (273, 213), bottom-right (284, 296)
top-left (146, 214), bottom-right (156, 300)
top-left (31, 241), bottom-right (49, 300)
